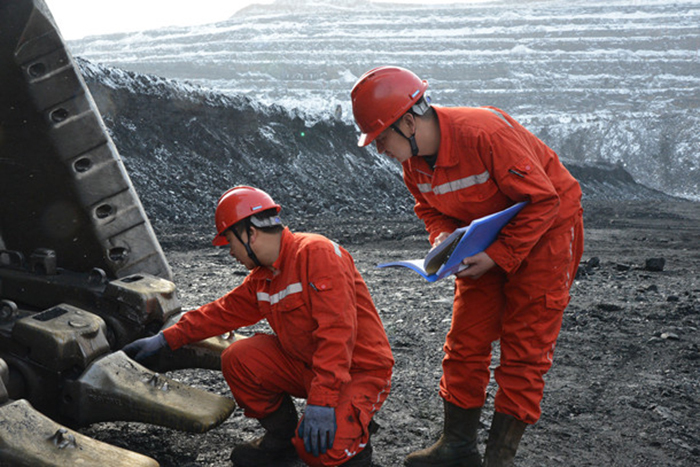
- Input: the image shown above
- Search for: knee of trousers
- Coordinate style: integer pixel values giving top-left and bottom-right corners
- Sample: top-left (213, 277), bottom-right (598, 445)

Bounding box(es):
top-left (221, 335), bottom-right (288, 403)
top-left (220, 337), bottom-right (252, 386)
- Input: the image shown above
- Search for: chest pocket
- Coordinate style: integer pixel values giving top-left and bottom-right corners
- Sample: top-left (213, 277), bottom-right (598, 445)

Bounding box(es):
top-left (428, 169), bottom-right (501, 221)
top-left (275, 292), bottom-right (304, 312)
top-left (274, 292), bottom-right (317, 338)
top-left (452, 171), bottom-right (499, 204)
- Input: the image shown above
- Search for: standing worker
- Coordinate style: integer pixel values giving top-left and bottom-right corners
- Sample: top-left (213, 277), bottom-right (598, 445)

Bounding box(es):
top-left (124, 186), bottom-right (394, 467)
top-left (350, 67), bottom-right (584, 467)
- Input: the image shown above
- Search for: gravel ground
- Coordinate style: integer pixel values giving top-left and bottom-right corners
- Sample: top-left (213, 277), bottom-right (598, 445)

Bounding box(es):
top-left (81, 199), bottom-right (700, 466)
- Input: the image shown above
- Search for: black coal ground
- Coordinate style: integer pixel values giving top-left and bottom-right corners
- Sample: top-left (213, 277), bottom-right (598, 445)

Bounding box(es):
top-left (80, 199), bottom-right (700, 466)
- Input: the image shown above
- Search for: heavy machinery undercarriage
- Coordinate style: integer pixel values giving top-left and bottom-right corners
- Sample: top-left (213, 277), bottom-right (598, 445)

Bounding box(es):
top-left (0, 1), bottom-right (239, 464)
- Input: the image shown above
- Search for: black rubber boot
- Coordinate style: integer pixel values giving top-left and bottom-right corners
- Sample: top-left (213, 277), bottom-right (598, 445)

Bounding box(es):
top-left (483, 412), bottom-right (527, 467)
top-left (404, 401), bottom-right (483, 467)
top-left (230, 394), bottom-right (299, 466)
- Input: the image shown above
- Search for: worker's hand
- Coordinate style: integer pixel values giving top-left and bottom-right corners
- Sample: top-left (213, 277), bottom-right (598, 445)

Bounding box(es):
top-left (432, 231), bottom-right (451, 248)
top-left (298, 404), bottom-right (336, 457)
top-left (122, 332), bottom-right (167, 362)
top-left (456, 251), bottom-right (497, 280)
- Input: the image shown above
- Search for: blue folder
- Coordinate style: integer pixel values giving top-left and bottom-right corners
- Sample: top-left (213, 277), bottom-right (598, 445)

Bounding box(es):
top-left (377, 201), bottom-right (527, 282)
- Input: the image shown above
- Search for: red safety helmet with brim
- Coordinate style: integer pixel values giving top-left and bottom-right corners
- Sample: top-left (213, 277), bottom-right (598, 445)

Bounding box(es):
top-left (212, 186), bottom-right (281, 246)
top-left (351, 66), bottom-right (428, 147)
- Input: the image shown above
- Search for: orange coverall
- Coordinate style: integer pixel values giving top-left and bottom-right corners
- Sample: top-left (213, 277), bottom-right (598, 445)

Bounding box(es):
top-left (163, 228), bottom-right (394, 466)
top-left (402, 106), bottom-right (584, 424)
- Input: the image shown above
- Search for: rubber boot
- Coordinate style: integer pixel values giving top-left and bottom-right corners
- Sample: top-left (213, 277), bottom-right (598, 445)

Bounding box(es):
top-left (404, 401), bottom-right (483, 467)
top-left (230, 394), bottom-right (299, 466)
top-left (483, 412), bottom-right (527, 467)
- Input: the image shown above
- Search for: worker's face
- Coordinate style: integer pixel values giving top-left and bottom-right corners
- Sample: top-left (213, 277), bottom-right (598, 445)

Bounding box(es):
top-left (225, 229), bottom-right (256, 270)
top-left (374, 114), bottom-right (414, 163)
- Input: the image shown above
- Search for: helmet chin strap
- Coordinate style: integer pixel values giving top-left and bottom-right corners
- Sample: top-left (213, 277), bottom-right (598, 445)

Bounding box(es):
top-left (232, 227), bottom-right (262, 267)
top-left (391, 124), bottom-right (420, 157)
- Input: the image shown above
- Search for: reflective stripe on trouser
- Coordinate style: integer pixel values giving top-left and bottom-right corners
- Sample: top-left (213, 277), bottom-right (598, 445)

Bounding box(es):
top-left (221, 333), bottom-right (391, 466)
top-left (439, 214), bottom-right (584, 424)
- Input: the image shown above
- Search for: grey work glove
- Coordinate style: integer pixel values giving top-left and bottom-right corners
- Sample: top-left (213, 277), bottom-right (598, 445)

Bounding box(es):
top-left (122, 332), bottom-right (167, 362)
top-left (298, 404), bottom-right (337, 457)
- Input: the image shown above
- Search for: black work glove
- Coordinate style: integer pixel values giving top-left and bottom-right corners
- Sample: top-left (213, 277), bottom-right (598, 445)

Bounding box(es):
top-left (298, 404), bottom-right (337, 457)
top-left (122, 332), bottom-right (167, 362)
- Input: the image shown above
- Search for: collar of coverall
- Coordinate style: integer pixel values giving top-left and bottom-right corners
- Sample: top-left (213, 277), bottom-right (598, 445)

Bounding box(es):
top-left (268, 227), bottom-right (293, 273)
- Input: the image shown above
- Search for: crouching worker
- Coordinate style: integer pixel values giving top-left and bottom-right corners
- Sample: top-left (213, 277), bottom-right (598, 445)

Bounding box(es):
top-left (124, 186), bottom-right (394, 467)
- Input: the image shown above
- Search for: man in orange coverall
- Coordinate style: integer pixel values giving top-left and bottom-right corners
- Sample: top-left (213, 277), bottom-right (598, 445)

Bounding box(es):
top-left (124, 186), bottom-right (394, 467)
top-left (351, 67), bottom-right (584, 467)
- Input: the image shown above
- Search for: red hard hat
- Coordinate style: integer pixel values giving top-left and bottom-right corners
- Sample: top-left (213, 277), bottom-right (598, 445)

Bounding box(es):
top-left (351, 66), bottom-right (428, 147)
top-left (212, 186), bottom-right (281, 246)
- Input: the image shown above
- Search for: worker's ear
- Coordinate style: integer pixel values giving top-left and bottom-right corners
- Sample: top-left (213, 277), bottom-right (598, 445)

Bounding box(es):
top-left (247, 226), bottom-right (259, 245)
top-left (402, 112), bottom-right (416, 132)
